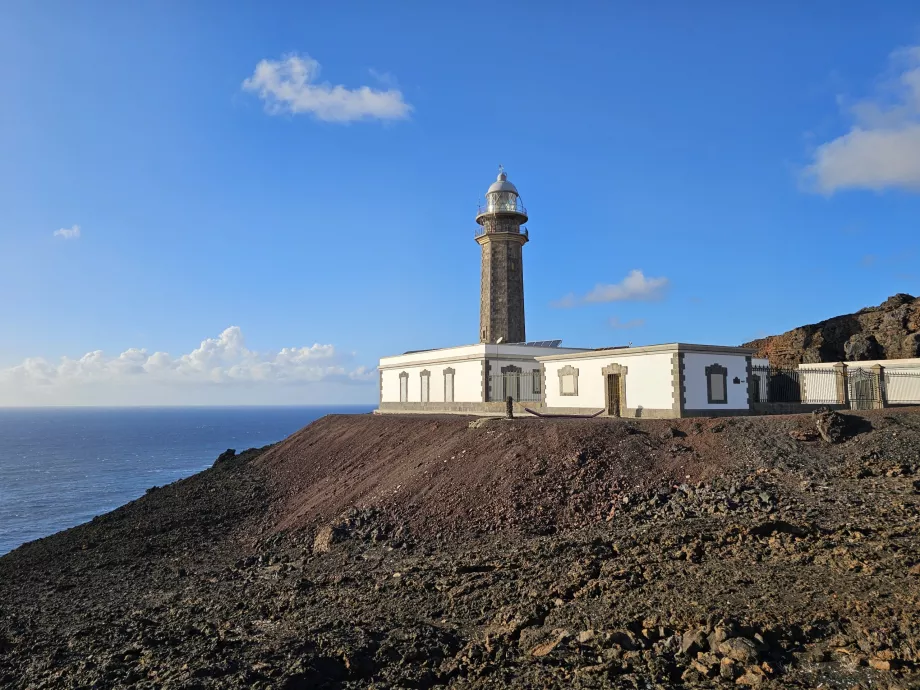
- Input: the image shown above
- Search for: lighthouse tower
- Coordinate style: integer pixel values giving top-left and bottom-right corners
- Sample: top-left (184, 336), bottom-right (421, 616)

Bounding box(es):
top-left (475, 167), bottom-right (529, 344)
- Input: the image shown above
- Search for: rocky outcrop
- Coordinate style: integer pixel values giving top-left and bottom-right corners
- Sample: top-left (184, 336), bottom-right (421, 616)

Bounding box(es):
top-left (745, 293), bottom-right (920, 366)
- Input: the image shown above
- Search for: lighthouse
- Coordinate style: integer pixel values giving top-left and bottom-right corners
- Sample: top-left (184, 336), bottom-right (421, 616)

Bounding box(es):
top-left (475, 167), bottom-right (529, 344)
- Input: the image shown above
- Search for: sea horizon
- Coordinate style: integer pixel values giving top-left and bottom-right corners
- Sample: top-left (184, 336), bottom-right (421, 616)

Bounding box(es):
top-left (0, 405), bottom-right (375, 555)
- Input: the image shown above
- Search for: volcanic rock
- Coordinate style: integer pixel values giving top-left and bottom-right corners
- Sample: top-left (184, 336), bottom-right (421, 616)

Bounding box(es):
top-left (844, 333), bottom-right (882, 361)
top-left (813, 407), bottom-right (846, 443)
top-left (744, 293), bottom-right (920, 365)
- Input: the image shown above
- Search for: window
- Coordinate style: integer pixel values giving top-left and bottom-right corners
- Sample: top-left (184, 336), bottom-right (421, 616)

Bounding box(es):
top-left (705, 363), bottom-right (728, 404)
top-left (558, 365), bottom-right (579, 396)
top-left (444, 367), bottom-right (455, 403)
top-left (420, 369), bottom-right (430, 403)
top-left (399, 371), bottom-right (409, 403)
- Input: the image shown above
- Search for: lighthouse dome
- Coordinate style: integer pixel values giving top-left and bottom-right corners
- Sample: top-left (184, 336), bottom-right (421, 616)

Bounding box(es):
top-left (477, 166), bottom-right (528, 221)
top-left (487, 170), bottom-right (519, 196)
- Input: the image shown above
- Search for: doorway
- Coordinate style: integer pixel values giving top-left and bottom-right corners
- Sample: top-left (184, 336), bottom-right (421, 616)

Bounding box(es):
top-left (607, 374), bottom-right (622, 417)
top-left (602, 363), bottom-right (628, 418)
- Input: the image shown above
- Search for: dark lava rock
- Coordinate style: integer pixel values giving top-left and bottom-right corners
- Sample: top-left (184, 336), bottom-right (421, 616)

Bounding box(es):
top-left (813, 407), bottom-right (846, 444)
top-left (844, 333), bottom-right (882, 361)
top-left (719, 636), bottom-right (761, 664)
top-left (903, 332), bottom-right (920, 358)
top-left (213, 448), bottom-right (236, 465)
top-left (680, 629), bottom-right (708, 656)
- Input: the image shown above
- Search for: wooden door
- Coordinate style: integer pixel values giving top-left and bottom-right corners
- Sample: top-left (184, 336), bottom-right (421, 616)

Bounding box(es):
top-left (607, 374), bottom-right (621, 417)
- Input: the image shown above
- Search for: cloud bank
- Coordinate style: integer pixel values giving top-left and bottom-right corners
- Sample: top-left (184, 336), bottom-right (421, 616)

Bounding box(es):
top-left (53, 225), bottom-right (81, 240)
top-left (805, 46), bottom-right (920, 193)
top-left (553, 270), bottom-right (670, 308)
top-left (0, 327), bottom-right (375, 406)
top-left (242, 54), bottom-right (412, 122)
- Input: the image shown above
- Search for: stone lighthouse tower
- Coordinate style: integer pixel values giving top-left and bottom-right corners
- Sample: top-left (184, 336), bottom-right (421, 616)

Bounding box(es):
top-left (475, 167), bottom-right (529, 344)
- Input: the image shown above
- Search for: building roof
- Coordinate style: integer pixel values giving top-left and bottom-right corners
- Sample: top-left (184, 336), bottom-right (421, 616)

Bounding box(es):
top-left (535, 342), bottom-right (757, 361)
top-left (403, 339), bottom-right (574, 355)
top-left (380, 341), bottom-right (589, 367)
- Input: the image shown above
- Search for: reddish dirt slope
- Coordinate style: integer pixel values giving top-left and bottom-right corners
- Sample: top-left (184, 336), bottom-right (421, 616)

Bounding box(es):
top-left (257, 413), bottom-right (789, 538)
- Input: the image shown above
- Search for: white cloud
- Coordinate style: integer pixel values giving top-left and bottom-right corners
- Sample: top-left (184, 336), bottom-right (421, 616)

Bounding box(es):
top-left (549, 293), bottom-right (577, 309)
top-left (552, 270), bottom-right (669, 307)
top-left (242, 53), bottom-right (412, 122)
top-left (805, 46), bottom-right (920, 193)
top-left (608, 317), bottom-right (646, 329)
top-left (585, 270), bottom-right (669, 303)
top-left (368, 68), bottom-right (397, 87)
top-left (0, 327), bottom-right (375, 405)
top-left (53, 224), bottom-right (81, 240)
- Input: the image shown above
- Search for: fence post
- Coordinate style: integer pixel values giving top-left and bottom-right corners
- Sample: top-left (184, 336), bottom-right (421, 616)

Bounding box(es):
top-left (869, 364), bottom-right (886, 408)
top-left (832, 362), bottom-right (848, 406)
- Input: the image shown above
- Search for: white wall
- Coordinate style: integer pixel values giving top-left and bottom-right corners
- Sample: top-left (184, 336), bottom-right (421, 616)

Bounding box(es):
top-left (380, 359), bottom-right (483, 403)
top-left (452, 359), bottom-right (484, 402)
top-left (542, 352), bottom-right (675, 411)
top-left (682, 352), bottom-right (750, 410)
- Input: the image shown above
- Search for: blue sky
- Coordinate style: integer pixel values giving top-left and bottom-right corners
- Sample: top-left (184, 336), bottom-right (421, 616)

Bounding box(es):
top-left (2, 1), bottom-right (919, 405)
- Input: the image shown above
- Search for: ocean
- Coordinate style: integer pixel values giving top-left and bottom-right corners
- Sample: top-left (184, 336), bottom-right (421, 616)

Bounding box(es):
top-left (0, 406), bottom-right (374, 556)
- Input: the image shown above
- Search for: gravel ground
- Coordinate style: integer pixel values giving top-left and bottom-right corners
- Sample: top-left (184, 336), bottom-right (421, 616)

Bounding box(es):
top-left (1, 409), bottom-right (919, 688)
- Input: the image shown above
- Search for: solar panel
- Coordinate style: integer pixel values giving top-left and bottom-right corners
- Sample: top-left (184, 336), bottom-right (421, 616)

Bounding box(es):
top-left (519, 339), bottom-right (563, 348)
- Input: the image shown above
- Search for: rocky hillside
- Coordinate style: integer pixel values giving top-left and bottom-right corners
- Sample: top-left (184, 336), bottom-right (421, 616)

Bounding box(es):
top-left (2, 411), bottom-right (920, 688)
top-left (744, 293), bottom-right (920, 367)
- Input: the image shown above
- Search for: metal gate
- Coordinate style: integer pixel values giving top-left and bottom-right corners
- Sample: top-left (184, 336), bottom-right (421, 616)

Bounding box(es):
top-left (848, 368), bottom-right (879, 410)
top-left (487, 372), bottom-right (541, 402)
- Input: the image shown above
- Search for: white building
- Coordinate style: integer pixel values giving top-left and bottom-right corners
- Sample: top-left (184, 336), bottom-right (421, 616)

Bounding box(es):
top-left (538, 343), bottom-right (758, 418)
top-left (378, 342), bottom-right (588, 415)
top-left (376, 169), bottom-right (768, 418)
